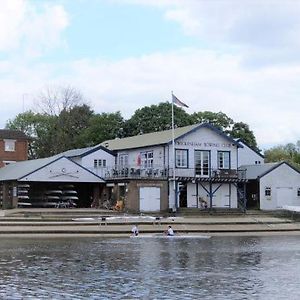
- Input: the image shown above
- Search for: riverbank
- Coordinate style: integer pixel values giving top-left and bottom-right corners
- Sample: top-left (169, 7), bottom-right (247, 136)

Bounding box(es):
top-left (0, 208), bottom-right (298, 237)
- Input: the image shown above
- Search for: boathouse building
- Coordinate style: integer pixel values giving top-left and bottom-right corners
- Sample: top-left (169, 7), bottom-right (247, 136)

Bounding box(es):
top-left (1, 122), bottom-right (299, 212)
top-left (100, 123), bottom-right (250, 212)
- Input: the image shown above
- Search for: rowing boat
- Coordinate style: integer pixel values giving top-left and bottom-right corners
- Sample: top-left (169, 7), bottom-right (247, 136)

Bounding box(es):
top-left (130, 234), bottom-right (211, 239)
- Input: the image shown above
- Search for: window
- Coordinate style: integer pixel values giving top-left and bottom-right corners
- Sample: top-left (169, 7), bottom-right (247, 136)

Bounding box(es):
top-left (119, 154), bottom-right (128, 167)
top-left (94, 159), bottom-right (106, 168)
top-left (140, 151), bottom-right (153, 168)
top-left (175, 149), bottom-right (188, 168)
top-left (195, 150), bottom-right (210, 176)
top-left (4, 139), bottom-right (15, 152)
top-left (218, 151), bottom-right (230, 169)
top-left (297, 188), bottom-right (300, 197)
top-left (3, 161), bottom-right (16, 166)
top-left (265, 187), bottom-right (271, 197)
top-left (255, 161), bottom-right (261, 164)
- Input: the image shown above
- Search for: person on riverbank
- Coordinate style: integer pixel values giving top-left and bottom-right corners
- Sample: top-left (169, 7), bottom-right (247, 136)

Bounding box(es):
top-left (166, 225), bottom-right (174, 236)
top-left (131, 225), bottom-right (139, 236)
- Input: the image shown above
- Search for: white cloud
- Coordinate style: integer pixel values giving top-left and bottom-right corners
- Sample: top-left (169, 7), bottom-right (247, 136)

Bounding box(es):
top-left (2, 48), bottom-right (296, 148)
top-left (1, 0), bottom-right (300, 151)
top-left (123, 0), bottom-right (300, 67)
top-left (0, 0), bottom-right (69, 57)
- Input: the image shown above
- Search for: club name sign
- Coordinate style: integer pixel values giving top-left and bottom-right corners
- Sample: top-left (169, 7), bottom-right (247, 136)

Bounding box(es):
top-left (175, 141), bottom-right (233, 148)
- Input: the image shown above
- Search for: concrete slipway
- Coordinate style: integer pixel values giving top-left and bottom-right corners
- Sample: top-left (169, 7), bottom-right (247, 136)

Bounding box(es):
top-left (0, 208), bottom-right (298, 237)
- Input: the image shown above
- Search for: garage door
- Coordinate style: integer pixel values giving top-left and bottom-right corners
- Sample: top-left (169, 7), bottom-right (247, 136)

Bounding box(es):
top-left (276, 187), bottom-right (293, 208)
top-left (139, 187), bottom-right (160, 212)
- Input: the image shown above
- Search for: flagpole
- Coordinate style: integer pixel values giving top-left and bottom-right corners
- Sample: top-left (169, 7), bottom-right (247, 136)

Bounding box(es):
top-left (171, 91), bottom-right (176, 211)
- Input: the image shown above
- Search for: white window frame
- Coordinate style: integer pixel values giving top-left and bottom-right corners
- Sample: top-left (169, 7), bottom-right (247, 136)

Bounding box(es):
top-left (175, 149), bottom-right (188, 168)
top-left (265, 187), bottom-right (271, 197)
top-left (195, 150), bottom-right (210, 177)
top-left (218, 151), bottom-right (230, 169)
top-left (94, 159), bottom-right (105, 168)
top-left (119, 154), bottom-right (128, 167)
top-left (4, 139), bottom-right (16, 152)
top-left (140, 151), bottom-right (153, 168)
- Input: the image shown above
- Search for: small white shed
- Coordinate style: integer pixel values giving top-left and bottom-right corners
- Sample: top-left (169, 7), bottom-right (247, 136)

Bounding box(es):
top-left (241, 162), bottom-right (300, 210)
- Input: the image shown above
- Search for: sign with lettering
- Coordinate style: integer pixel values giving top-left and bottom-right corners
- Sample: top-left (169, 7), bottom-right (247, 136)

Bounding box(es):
top-left (175, 141), bottom-right (232, 148)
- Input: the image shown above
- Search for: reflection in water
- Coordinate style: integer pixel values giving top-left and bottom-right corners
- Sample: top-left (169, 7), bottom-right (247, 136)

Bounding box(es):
top-left (0, 236), bottom-right (299, 299)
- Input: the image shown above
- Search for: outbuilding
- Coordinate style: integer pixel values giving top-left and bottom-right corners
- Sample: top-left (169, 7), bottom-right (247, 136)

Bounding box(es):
top-left (240, 162), bottom-right (300, 210)
top-left (0, 155), bottom-right (105, 209)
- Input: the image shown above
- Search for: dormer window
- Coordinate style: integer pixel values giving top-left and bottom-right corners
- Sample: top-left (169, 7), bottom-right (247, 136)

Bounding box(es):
top-left (4, 139), bottom-right (16, 152)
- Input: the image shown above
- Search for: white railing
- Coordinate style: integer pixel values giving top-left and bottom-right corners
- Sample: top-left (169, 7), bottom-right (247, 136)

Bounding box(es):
top-left (86, 165), bottom-right (245, 180)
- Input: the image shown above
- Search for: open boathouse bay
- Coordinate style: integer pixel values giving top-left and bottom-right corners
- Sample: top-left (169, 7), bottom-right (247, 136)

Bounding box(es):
top-left (0, 236), bottom-right (299, 299)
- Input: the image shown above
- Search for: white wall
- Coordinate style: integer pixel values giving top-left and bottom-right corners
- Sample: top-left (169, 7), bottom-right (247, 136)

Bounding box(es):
top-left (186, 182), bottom-right (238, 208)
top-left (117, 145), bottom-right (166, 169)
top-left (259, 164), bottom-right (300, 210)
top-left (20, 157), bottom-right (104, 183)
top-left (169, 126), bottom-right (239, 177)
top-left (80, 148), bottom-right (116, 178)
top-left (238, 141), bottom-right (264, 166)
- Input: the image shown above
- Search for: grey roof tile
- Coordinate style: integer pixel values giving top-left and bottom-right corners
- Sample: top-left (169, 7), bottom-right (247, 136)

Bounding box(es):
top-left (239, 163), bottom-right (280, 179)
top-left (0, 129), bottom-right (29, 140)
top-left (101, 123), bottom-right (240, 151)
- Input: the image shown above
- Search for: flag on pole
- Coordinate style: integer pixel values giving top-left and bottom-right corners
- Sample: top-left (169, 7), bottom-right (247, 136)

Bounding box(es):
top-left (172, 94), bottom-right (189, 108)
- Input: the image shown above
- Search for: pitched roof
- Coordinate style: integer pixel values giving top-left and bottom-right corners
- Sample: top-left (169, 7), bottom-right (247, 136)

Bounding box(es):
top-left (101, 123), bottom-right (241, 151)
top-left (0, 129), bottom-right (29, 140)
top-left (0, 156), bottom-right (105, 181)
top-left (235, 138), bottom-right (264, 158)
top-left (239, 162), bottom-right (300, 179)
top-left (54, 144), bottom-right (115, 158)
top-left (0, 156), bottom-right (59, 181)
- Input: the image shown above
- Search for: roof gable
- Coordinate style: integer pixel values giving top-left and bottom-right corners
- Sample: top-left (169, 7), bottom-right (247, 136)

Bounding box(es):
top-left (172, 123), bottom-right (242, 147)
top-left (235, 138), bottom-right (264, 158)
top-left (240, 161), bottom-right (300, 180)
top-left (102, 123), bottom-right (242, 151)
top-left (53, 145), bottom-right (116, 159)
top-left (0, 156), bottom-right (104, 182)
top-left (258, 161), bottom-right (300, 178)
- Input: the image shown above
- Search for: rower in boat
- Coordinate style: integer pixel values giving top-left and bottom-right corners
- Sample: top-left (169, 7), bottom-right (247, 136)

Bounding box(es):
top-left (131, 225), bottom-right (139, 236)
top-left (166, 225), bottom-right (174, 236)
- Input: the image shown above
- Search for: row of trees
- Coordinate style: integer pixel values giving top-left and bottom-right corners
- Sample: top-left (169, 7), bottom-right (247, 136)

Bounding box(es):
top-left (264, 142), bottom-right (300, 168)
top-left (6, 86), bottom-right (258, 159)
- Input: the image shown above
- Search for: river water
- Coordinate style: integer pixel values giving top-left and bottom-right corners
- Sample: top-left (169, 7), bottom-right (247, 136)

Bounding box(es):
top-left (0, 236), bottom-right (299, 299)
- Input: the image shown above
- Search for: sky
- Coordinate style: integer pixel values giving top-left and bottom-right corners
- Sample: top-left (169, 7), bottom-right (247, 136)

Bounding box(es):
top-left (0, 0), bottom-right (300, 150)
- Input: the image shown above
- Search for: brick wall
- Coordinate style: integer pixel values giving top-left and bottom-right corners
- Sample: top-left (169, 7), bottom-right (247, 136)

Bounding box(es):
top-left (0, 140), bottom-right (28, 167)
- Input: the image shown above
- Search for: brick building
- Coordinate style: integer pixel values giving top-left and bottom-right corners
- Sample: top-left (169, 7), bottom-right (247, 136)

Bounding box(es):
top-left (0, 130), bottom-right (29, 167)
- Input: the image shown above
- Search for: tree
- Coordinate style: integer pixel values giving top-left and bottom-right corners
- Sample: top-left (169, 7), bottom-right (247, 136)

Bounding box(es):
top-left (6, 111), bottom-right (56, 159)
top-left (264, 142), bottom-right (300, 169)
top-left (51, 104), bottom-right (94, 153)
top-left (190, 111), bottom-right (234, 132)
top-left (123, 102), bottom-right (192, 136)
top-left (230, 122), bottom-right (258, 149)
top-left (7, 83), bottom-right (94, 158)
top-left (34, 85), bottom-right (87, 116)
top-left (78, 112), bottom-right (125, 146)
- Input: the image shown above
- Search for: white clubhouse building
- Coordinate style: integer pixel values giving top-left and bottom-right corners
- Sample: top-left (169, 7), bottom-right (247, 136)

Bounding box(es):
top-left (0, 122), bottom-right (299, 212)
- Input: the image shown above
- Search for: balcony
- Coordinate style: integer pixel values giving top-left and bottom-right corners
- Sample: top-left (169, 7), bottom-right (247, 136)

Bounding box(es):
top-left (88, 165), bottom-right (170, 180)
top-left (88, 165), bottom-right (246, 182)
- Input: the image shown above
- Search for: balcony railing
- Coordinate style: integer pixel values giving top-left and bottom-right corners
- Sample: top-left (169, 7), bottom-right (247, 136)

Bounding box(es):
top-left (88, 165), bottom-right (246, 181)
